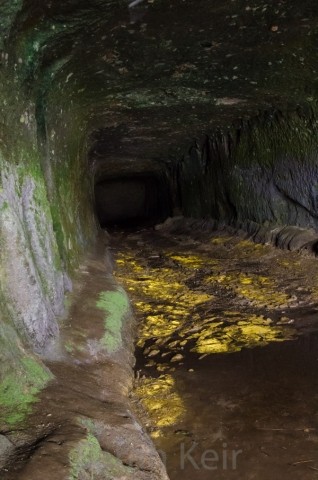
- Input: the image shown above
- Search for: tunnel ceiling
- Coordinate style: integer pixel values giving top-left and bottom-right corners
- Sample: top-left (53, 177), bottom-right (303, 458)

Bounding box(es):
top-left (1, 0), bottom-right (318, 166)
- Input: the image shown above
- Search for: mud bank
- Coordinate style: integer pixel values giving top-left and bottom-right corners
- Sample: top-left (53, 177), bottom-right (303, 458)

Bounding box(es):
top-left (1, 236), bottom-right (168, 480)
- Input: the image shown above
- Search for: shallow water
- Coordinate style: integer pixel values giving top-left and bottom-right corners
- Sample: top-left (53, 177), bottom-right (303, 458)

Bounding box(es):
top-left (112, 227), bottom-right (318, 479)
top-left (140, 335), bottom-right (318, 480)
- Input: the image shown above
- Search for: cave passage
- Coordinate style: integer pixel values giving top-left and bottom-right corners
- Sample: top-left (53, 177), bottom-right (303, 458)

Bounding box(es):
top-left (3, 0), bottom-right (318, 478)
top-left (95, 174), bottom-right (171, 228)
top-left (112, 224), bottom-right (318, 480)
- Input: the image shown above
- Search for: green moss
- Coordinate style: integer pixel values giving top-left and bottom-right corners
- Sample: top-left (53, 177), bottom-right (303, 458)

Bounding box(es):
top-left (50, 203), bottom-right (66, 265)
top-left (69, 434), bottom-right (101, 479)
top-left (96, 289), bottom-right (129, 354)
top-left (64, 342), bottom-right (75, 354)
top-left (0, 201), bottom-right (8, 212)
top-left (68, 432), bottom-right (134, 480)
top-left (78, 417), bottom-right (96, 434)
top-left (0, 357), bottom-right (53, 425)
top-left (64, 340), bottom-right (86, 355)
top-left (0, 0), bottom-right (23, 49)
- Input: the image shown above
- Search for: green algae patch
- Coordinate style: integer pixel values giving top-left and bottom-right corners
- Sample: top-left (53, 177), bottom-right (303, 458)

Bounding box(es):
top-left (96, 289), bottom-right (129, 354)
top-left (69, 434), bottom-right (101, 480)
top-left (68, 433), bottom-right (134, 480)
top-left (0, 358), bottom-right (53, 426)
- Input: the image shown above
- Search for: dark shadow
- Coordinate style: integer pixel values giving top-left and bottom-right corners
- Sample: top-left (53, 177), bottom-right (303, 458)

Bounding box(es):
top-left (94, 174), bottom-right (171, 229)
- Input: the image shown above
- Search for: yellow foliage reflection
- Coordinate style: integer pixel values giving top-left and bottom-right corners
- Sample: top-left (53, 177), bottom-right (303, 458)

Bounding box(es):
top-left (115, 239), bottom-right (303, 358)
top-left (115, 251), bottom-right (213, 348)
top-left (135, 375), bottom-right (185, 434)
top-left (205, 272), bottom-right (289, 308)
top-left (192, 314), bottom-right (296, 354)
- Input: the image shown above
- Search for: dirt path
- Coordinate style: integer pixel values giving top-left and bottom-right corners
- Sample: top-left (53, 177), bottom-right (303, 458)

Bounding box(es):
top-left (112, 226), bottom-right (318, 480)
top-left (1, 237), bottom-right (167, 480)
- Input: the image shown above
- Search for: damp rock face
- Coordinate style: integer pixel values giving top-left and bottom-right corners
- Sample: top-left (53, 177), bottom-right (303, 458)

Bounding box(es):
top-left (0, 167), bottom-right (64, 350)
top-left (177, 112), bottom-right (318, 232)
top-left (0, 436), bottom-right (14, 469)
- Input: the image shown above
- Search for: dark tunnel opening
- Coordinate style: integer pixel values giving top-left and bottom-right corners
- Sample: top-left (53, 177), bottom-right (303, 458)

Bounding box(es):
top-left (94, 174), bottom-right (172, 229)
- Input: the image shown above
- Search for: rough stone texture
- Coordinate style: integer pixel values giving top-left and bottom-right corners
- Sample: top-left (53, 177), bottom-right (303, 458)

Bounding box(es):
top-left (177, 111), bottom-right (318, 231)
top-left (0, 166), bottom-right (64, 351)
top-left (156, 216), bottom-right (318, 257)
top-left (0, 436), bottom-right (14, 469)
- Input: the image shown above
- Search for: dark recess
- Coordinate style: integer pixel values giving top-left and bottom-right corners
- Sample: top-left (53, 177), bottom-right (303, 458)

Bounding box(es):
top-left (94, 175), bottom-right (171, 228)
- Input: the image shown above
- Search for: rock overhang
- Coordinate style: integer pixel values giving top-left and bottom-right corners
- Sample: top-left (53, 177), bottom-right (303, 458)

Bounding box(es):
top-left (2, 0), bottom-right (318, 169)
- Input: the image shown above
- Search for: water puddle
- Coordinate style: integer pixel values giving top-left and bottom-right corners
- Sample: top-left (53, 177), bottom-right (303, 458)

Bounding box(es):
top-left (112, 228), bottom-right (318, 479)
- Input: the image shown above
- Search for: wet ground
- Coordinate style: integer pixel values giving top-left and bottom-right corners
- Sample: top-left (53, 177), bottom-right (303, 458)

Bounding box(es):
top-left (112, 226), bottom-right (318, 479)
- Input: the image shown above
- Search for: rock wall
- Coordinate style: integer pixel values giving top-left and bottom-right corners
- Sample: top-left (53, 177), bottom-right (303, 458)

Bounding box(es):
top-left (0, 18), bottom-right (97, 430)
top-left (178, 107), bottom-right (318, 232)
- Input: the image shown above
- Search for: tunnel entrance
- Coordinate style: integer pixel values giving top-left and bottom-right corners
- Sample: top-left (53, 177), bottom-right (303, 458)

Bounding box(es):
top-left (94, 175), bottom-right (171, 228)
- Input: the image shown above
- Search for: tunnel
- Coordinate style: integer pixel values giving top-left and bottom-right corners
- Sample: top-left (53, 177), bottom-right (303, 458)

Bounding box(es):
top-left (94, 174), bottom-right (171, 228)
top-left (1, 1), bottom-right (318, 479)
